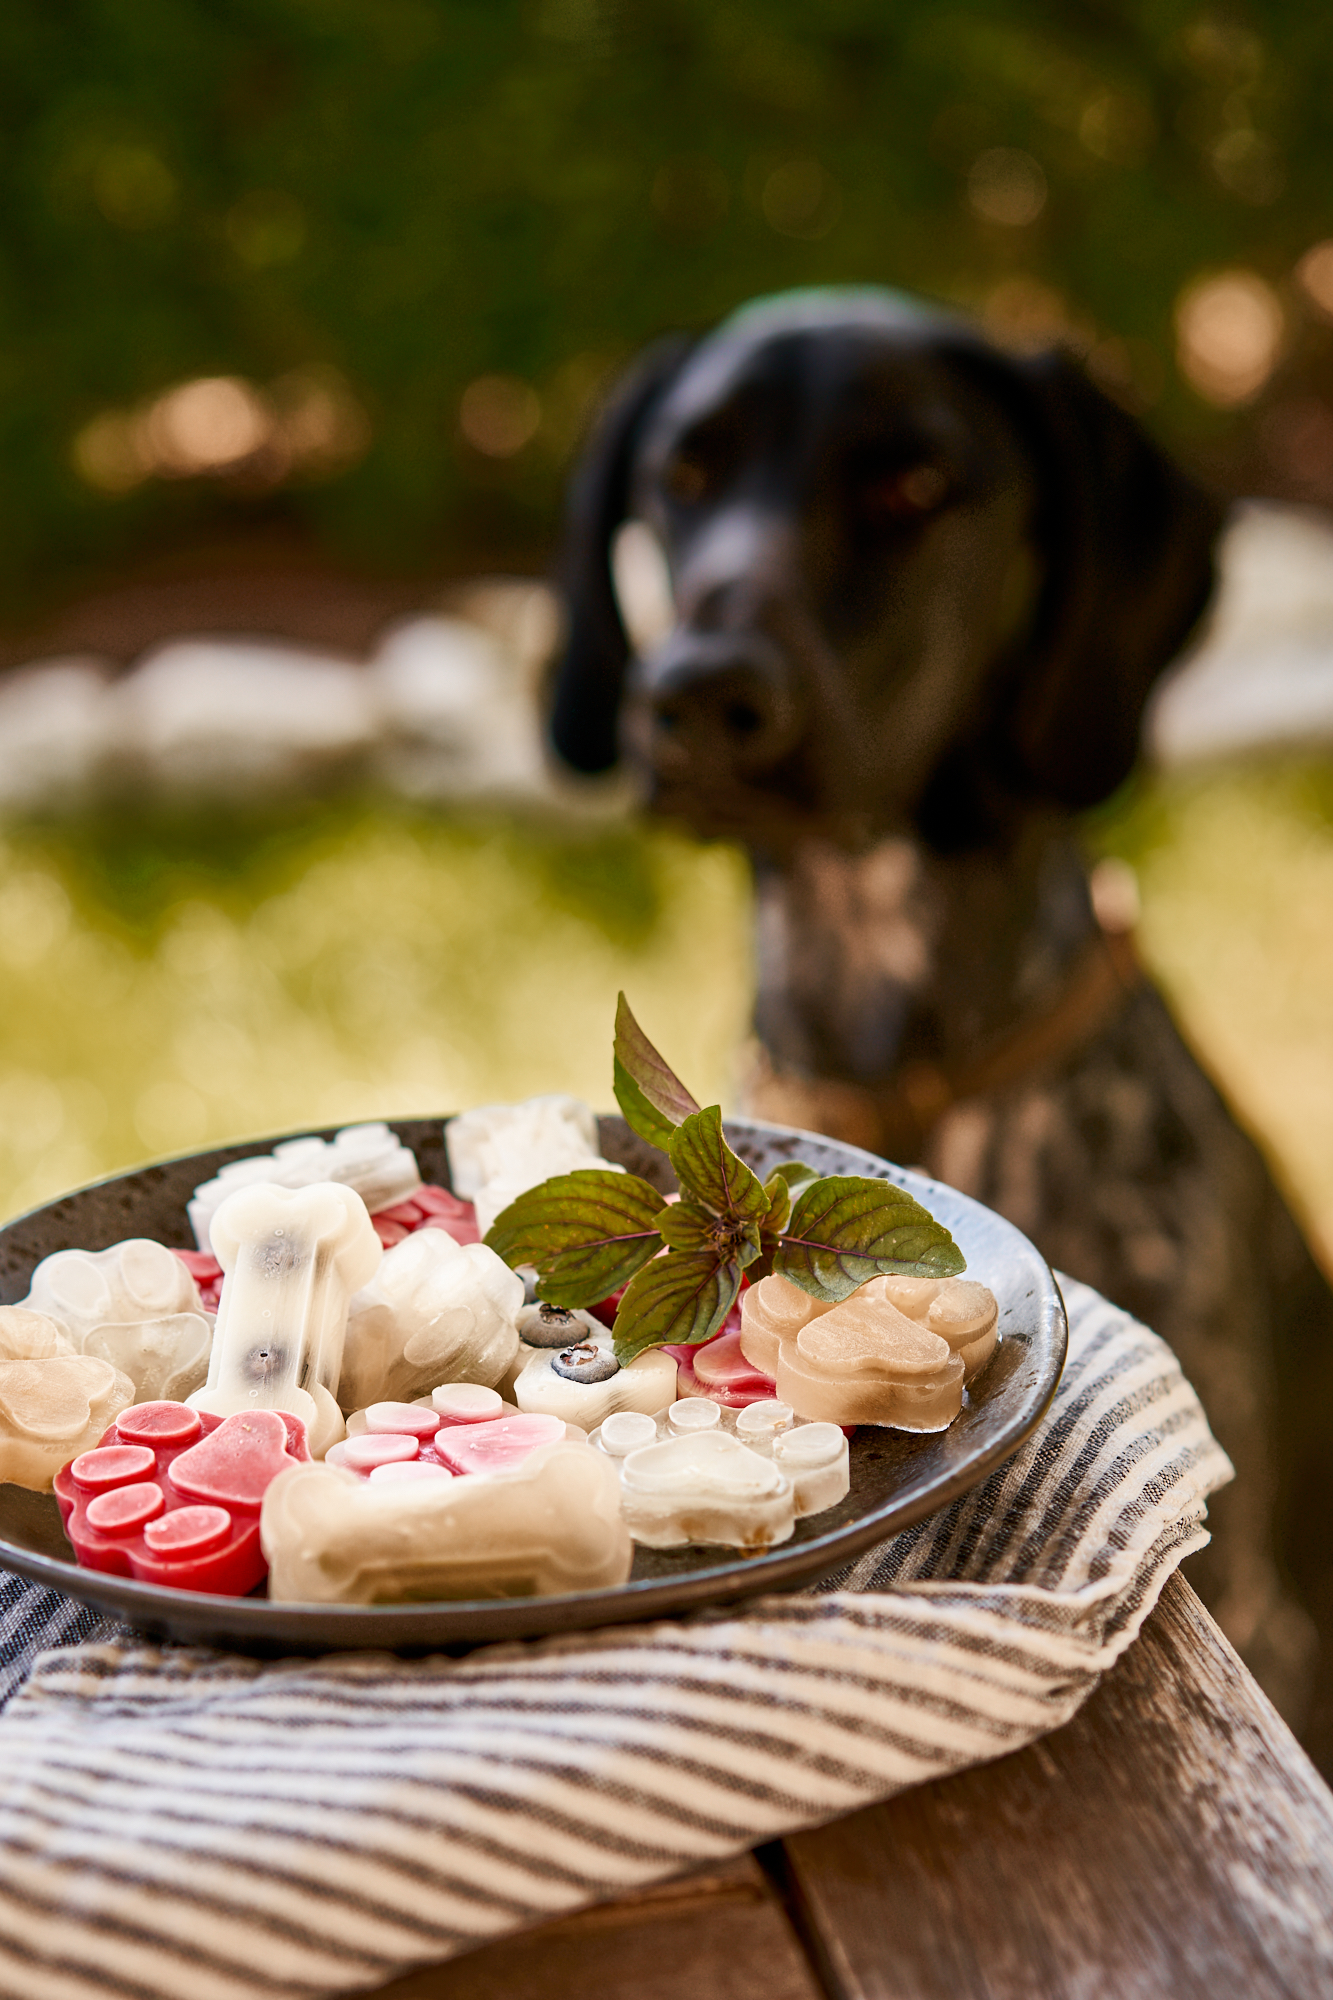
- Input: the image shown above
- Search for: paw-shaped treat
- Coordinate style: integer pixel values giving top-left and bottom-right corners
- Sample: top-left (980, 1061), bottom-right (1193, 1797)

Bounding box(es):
top-left (54, 1401), bottom-right (309, 1594)
top-left (328, 1400), bottom-right (565, 1480)
top-left (874, 1275), bottom-right (999, 1381)
top-left (738, 1274), bottom-right (836, 1377)
top-left (616, 1430), bottom-right (795, 1551)
top-left (261, 1441), bottom-right (632, 1604)
top-left (0, 1306), bottom-right (135, 1490)
top-left (190, 1181), bottom-right (381, 1457)
top-left (666, 1325), bottom-right (778, 1409)
top-left (511, 1316), bottom-right (677, 1429)
top-left (23, 1238), bottom-right (211, 1404)
top-left (776, 1280), bottom-right (965, 1431)
top-left (339, 1227), bottom-right (522, 1412)
top-left (370, 1185), bottom-right (481, 1248)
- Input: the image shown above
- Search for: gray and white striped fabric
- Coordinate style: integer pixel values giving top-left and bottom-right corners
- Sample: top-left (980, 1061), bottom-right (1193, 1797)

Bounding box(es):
top-left (0, 1278), bottom-right (1231, 2000)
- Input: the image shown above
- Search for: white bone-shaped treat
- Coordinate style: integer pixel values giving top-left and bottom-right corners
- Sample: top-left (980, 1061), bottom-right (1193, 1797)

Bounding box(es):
top-left (188, 1123), bottom-right (422, 1253)
top-left (0, 1305), bottom-right (135, 1490)
top-left (511, 1320), bottom-right (677, 1429)
top-left (338, 1228), bottom-right (523, 1412)
top-left (261, 1442), bottom-right (632, 1603)
top-left (188, 1181), bottom-right (382, 1458)
top-left (22, 1237), bottom-right (212, 1403)
top-left (617, 1430), bottom-right (795, 1550)
top-left (445, 1094), bottom-right (623, 1238)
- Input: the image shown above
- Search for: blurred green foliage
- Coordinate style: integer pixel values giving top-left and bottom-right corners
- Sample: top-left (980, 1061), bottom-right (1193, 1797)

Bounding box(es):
top-left (2, 0), bottom-right (1328, 611)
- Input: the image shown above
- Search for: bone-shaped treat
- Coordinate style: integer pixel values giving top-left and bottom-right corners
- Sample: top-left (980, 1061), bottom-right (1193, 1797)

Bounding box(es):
top-left (0, 1305), bottom-right (135, 1490)
top-left (261, 1443), bottom-right (632, 1603)
top-left (188, 1123), bottom-right (422, 1253)
top-left (189, 1181), bottom-right (381, 1458)
top-left (617, 1430), bottom-right (795, 1551)
top-left (23, 1238), bottom-right (211, 1404)
top-left (445, 1093), bottom-right (623, 1238)
top-left (338, 1227), bottom-right (522, 1413)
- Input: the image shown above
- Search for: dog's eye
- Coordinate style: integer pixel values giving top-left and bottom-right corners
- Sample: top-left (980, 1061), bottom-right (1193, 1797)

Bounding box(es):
top-left (664, 453), bottom-right (710, 505)
top-left (859, 464), bottom-right (951, 519)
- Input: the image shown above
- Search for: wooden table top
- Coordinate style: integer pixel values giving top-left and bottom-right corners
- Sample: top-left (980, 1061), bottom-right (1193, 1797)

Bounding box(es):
top-left (365, 1571), bottom-right (1333, 2000)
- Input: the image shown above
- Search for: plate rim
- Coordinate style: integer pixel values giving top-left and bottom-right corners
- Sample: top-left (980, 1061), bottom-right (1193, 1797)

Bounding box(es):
top-left (0, 1114), bottom-right (1067, 1650)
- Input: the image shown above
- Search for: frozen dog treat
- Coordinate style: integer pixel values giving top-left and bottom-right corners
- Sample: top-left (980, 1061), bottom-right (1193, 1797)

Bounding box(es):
top-left (262, 1442), bottom-right (632, 1603)
top-left (0, 1306), bottom-right (135, 1490)
top-left (446, 1094), bottom-right (622, 1238)
top-left (338, 1228), bottom-right (522, 1413)
top-left (329, 1404), bottom-right (566, 1480)
top-left (512, 1320), bottom-right (677, 1430)
top-left (55, 1401), bottom-right (309, 1594)
top-left (188, 1123), bottom-right (421, 1254)
top-left (734, 1398), bottom-right (796, 1453)
top-left (776, 1283), bottom-right (964, 1431)
top-left (23, 1238), bottom-right (212, 1404)
top-left (739, 1273), bottom-right (837, 1377)
top-left (772, 1422), bottom-right (850, 1515)
top-left (873, 1275), bottom-right (999, 1381)
top-left (189, 1181), bottom-right (381, 1457)
top-left (617, 1430), bottom-right (795, 1551)
top-left (668, 1325), bottom-right (778, 1409)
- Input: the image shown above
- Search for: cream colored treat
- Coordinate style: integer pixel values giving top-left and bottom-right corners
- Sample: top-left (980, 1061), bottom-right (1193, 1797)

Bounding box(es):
top-left (739, 1273), bottom-right (836, 1376)
top-left (189, 1181), bottom-right (381, 1457)
top-left (338, 1228), bottom-right (522, 1412)
top-left (445, 1093), bottom-right (623, 1238)
top-left (875, 1274), bottom-right (999, 1381)
top-left (735, 1398), bottom-right (796, 1454)
top-left (188, 1122), bottom-right (421, 1253)
top-left (261, 1442), bottom-right (632, 1603)
top-left (512, 1323), bottom-right (677, 1429)
top-left (500, 1303), bottom-right (604, 1397)
top-left (618, 1430), bottom-right (795, 1551)
top-left (772, 1422), bottom-right (850, 1516)
top-left (0, 1306), bottom-right (135, 1490)
top-left (22, 1238), bottom-right (211, 1403)
top-left (594, 1410), bottom-right (659, 1458)
top-left (776, 1286), bottom-right (965, 1432)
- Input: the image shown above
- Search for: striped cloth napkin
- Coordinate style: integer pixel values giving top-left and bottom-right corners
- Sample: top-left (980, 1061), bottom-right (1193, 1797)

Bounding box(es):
top-left (0, 1277), bottom-right (1231, 2000)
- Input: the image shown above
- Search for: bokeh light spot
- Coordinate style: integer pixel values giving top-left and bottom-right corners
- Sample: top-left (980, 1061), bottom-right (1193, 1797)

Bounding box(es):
top-left (760, 159), bottom-right (841, 240)
top-left (1174, 270), bottom-right (1284, 406)
top-left (967, 148), bottom-right (1047, 227)
top-left (459, 376), bottom-right (541, 457)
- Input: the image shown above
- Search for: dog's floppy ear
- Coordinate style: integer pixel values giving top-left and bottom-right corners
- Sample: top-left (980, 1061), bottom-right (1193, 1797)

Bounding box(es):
top-left (998, 350), bottom-right (1225, 809)
top-left (550, 335), bottom-right (693, 773)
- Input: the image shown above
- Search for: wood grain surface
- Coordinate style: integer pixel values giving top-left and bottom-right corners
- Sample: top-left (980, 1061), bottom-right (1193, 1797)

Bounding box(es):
top-left (357, 1573), bottom-right (1333, 2000)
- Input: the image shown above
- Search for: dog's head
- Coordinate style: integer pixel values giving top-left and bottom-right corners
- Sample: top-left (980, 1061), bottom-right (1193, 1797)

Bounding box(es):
top-left (550, 289), bottom-right (1222, 853)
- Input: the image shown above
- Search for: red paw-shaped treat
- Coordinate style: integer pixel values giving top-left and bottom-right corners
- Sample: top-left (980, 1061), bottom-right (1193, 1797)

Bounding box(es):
top-left (54, 1401), bottom-right (309, 1596)
top-left (372, 1185), bottom-right (481, 1247)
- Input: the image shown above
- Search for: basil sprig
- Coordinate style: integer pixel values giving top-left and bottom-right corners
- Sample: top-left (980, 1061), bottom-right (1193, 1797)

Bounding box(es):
top-left (485, 995), bottom-right (965, 1365)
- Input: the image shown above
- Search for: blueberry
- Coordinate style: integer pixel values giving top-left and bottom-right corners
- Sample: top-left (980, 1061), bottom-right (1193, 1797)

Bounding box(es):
top-left (517, 1302), bottom-right (590, 1348)
top-left (551, 1342), bottom-right (619, 1384)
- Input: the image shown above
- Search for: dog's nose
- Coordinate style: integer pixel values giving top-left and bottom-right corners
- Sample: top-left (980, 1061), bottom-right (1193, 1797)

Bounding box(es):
top-left (636, 634), bottom-right (799, 777)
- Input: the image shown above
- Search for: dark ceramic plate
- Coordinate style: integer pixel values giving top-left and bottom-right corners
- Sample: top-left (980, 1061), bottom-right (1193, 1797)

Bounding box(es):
top-left (0, 1116), bottom-right (1066, 1654)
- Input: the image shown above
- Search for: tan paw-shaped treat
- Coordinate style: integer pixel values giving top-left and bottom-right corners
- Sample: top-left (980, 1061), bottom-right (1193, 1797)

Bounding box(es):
top-left (0, 1306), bottom-right (135, 1490)
top-left (776, 1286), bottom-right (964, 1432)
top-left (339, 1227), bottom-right (522, 1413)
top-left (22, 1239), bottom-right (212, 1404)
top-left (617, 1430), bottom-right (795, 1551)
top-left (875, 1274), bottom-right (999, 1381)
top-left (738, 1273), bottom-right (836, 1376)
top-left (261, 1442), bottom-right (631, 1604)
top-left (512, 1321), bottom-right (677, 1430)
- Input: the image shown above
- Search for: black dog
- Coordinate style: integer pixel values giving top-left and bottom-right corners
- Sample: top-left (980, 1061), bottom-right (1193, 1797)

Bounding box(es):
top-left (549, 288), bottom-right (1333, 1765)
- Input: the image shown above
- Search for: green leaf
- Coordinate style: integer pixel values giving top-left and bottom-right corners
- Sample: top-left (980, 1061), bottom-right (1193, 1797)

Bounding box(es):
top-left (612, 1250), bottom-right (742, 1362)
top-left (775, 1175), bottom-right (966, 1301)
top-left (668, 1104), bottom-right (769, 1222)
top-left (656, 1197), bottom-right (762, 1266)
top-left (767, 1160), bottom-right (821, 1201)
top-left (612, 993), bottom-right (701, 1150)
top-left (484, 1169), bottom-right (664, 1307)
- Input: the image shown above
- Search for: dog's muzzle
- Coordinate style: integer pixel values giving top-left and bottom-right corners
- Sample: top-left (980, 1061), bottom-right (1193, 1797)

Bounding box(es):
top-left (626, 630), bottom-right (802, 788)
